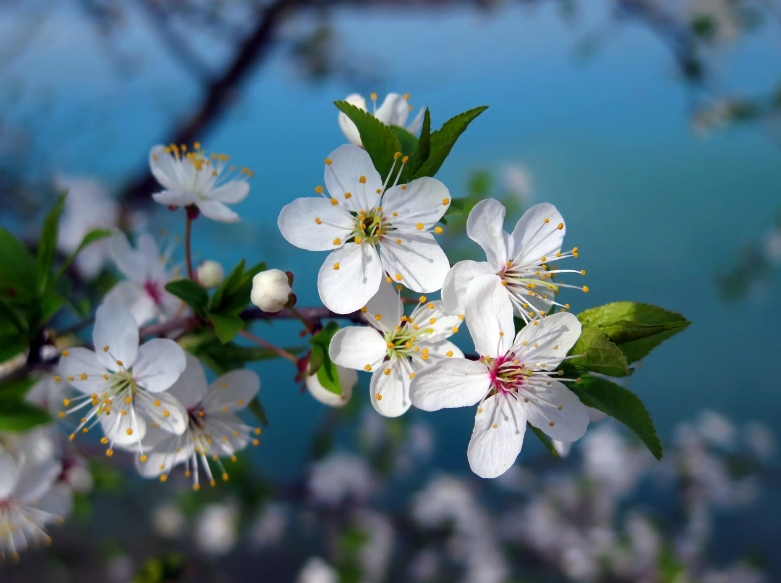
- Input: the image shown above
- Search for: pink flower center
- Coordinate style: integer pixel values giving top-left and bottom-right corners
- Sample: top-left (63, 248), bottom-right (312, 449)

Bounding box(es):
top-left (487, 353), bottom-right (527, 394)
top-left (144, 280), bottom-right (163, 305)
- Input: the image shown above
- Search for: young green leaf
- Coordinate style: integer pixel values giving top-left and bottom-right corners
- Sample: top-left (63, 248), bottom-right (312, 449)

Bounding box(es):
top-left (165, 280), bottom-right (209, 312)
top-left (0, 228), bottom-right (38, 299)
top-left (309, 322), bottom-right (342, 395)
top-left (405, 107), bottom-right (431, 181)
top-left (414, 106), bottom-right (488, 179)
top-left (248, 397), bottom-right (270, 427)
top-left (53, 228), bottom-right (114, 285)
top-left (37, 193), bottom-right (68, 292)
top-left (528, 422), bottom-right (559, 457)
top-left (334, 100), bottom-right (402, 182)
top-left (390, 125), bottom-right (419, 157)
top-left (0, 400), bottom-right (51, 431)
top-left (568, 325), bottom-right (629, 377)
top-left (208, 312), bottom-right (244, 344)
top-left (0, 376), bottom-right (37, 402)
top-left (211, 259), bottom-right (246, 311)
top-left (444, 197), bottom-right (480, 217)
top-left (569, 375), bottom-right (663, 460)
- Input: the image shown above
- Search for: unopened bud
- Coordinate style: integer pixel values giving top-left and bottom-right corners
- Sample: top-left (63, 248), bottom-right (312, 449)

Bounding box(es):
top-left (305, 364), bottom-right (357, 408)
top-left (251, 269), bottom-right (292, 313)
top-left (197, 260), bottom-right (225, 288)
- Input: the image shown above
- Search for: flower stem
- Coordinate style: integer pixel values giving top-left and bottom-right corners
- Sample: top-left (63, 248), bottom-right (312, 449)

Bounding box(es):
top-left (287, 307), bottom-right (314, 334)
top-left (238, 329), bottom-right (299, 365)
top-left (185, 213), bottom-right (194, 280)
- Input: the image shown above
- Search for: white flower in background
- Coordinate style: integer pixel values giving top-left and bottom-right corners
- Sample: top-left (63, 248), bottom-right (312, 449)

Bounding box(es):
top-left (250, 269), bottom-right (292, 313)
top-left (278, 145), bottom-right (451, 314)
top-left (696, 410), bottom-right (736, 449)
top-left (308, 452), bottom-right (373, 506)
top-left (25, 375), bottom-right (66, 417)
top-left (411, 276), bottom-right (588, 478)
top-left (503, 164), bottom-right (533, 203)
top-left (151, 503), bottom-right (186, 539)
top-left (743, 421), bottom-right (774, 461)
top-left (149, 143), bottom-right (251, 223)
top-left (55, 175), bottom-right (119, 279)
top-left (330, 280), bottom-right (463, 417)
top-left (306, 365), bottom-right (357, 407)
top-left (104, 233), bottom-right (181, 326)
top-left (134, 353), bottom-right (261, 489)
top-left (57, 304), bottom-right (187, 456)
top-left (411, 475), bottom-right (479, 528)
top-left (339, 92), bottom-right (424, 147)
top-left (0, 426), bottom-right (56, 467)
top-left (196, 260), bottom-right (225, 288)
top-left (583, 424), bottom-right (651, 497)
top-left (442, 199), bottom-right (586, 323)
top-left (0, 451), bottom-right (73, 561)
top-left (250, 503), bottom-right (288, 549)
top-left (297, 556), bottom-right (338, 583)
top-left (763, 228), bottom-right (781, 266)
top-left (194, 502), bottom-right (238, 557)
top-left (355, 510), bottom-right (395, 583)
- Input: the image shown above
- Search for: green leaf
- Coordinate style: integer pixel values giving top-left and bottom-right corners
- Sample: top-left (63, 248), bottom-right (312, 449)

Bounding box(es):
top-left (37, 193), bottom-right (68, 292)
top-left (210, 261), bottom-right (266, 315)
top-left (248, 397), bottom-right (270, 427)
top-left (0, 376), bottom-right (36, 401)
top-left (414, 106), bottom-right (488, 179)
top-left (0, 320), bottom-right (18, 338)
top-left (211, 260), bottom-right (245, 311)
top-left (390, 125), bottom-right (419, 157)
top-left (335, 100), bottom-right (402, 182)
top-left (570, 375), bottom-right (663, 460)
top-left (40, 290), bottom-right (68, 323)
top-left (568, 325), bottom-right (629, 377)
top-left (53, 228), bottom-right (114, 284)
top-left (0, 400), bottom-right (51, 431)
top-left (0, 227), bottom-right (38, 299)
top-left (528, 422), bottom-right (559, 457)
top-left (165, 279), bottom-right (209, 312)
top-left (309, 322), bottom-right (342, 395)
top-left (444, 197), bottom-right (480, 217)
top-left (208, 312), bottom-right (244, 344)
top-left (405, 108), bottom-right (431, 181)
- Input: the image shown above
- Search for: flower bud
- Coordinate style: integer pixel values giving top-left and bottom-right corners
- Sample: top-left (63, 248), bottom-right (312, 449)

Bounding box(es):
top-left (306, 365), bottom-right (357, 407)
top-left (197, 260), bottom-right (225, 288)
top-left (251, 269), bottom-right (292, 313)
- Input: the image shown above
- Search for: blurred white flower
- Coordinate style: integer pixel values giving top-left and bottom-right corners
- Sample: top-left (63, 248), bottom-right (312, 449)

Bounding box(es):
top-left (696, 410), bottom-right (736, 449)
top-left (308, 452), bottom-right (373, 506)
top-left (150, 143), bottom-right (251, 223)
top-left (743, 421), bottom-right (775, 461)
top-left (251, 269), bottom-right (292, 313)
top-left (503, 164), bottom-right (533, 203)
top-left (763, 229), bottom-right (781, 267)
top-left (297, 556), bottom-right (338, 583)
top-left (63, 461), bottom-right (93, 493)
top-left (250, 503), bottom-right (288, 549)
top-left (0, 426), bottom-right (57, 467)
top-left (356, 510), bottom-right (394, 583)
top-left (411, 475), bottom-right (478, 528)
top-left (583, 423), bottom-right (651, 496)
top-left (306, 364), bottom-right (357, 407)
top-left (194, 502), bottom-right (238, 556)
top-left (54, 175), bottom-right (119, 279)
top-left (339, 92), bottom-right (424, 147)
top-left (25, 374), bottom-right (66, 416)
top-left (196, 260), bottom-right (225, 288)
top-left (151, 503), bottom-right (185, 539)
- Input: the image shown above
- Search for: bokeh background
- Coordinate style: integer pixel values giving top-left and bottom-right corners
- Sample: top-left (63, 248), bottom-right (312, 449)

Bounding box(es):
top-left (0, 0), bottom-right (780, 582)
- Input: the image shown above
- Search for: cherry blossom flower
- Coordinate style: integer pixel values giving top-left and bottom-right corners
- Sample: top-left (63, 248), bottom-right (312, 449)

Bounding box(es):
top-left (103, 233), bottom-right (181, 326)
top-left (149, 143), bottom-right (251, 223)
top-left (410, 276), bottom-right (589, 478)
top-left (278, 145), bottom-right (451, 314)
top-left (306, 365), bottom-right (357, 407)
top-left (329, 280), bottom-right (463, 417)
top-left (57, 304), bottom-right (188, 457)
top-left (339, 92), bottom-right (424, 147)
top-left (442, 199), bottom-right (586, 324)
top-left (134, 353), bottom-right (261, 489)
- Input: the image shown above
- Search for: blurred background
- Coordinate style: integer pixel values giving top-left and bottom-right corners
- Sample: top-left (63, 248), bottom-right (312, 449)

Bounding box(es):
top-left (0, 0), bottom-right (780, 581)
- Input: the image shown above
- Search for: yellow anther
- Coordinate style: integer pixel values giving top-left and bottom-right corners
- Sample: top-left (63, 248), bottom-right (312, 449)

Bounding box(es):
top-left (370, 92), bottom-right (378, 100)
top-left (126, 429), bottom-right (133, 436)
top-left (434, 227), bottom-right (443, 234)
top-left (384, 369), bottom-right (391, 376)
top-left (325, 158), bottom-right (332, 165)
top-left (409, 372), bottom-right (415, 379)
top-left (446, 351), bottom-right (454, 357)
top-left (375, 314), bottom-right (382, 321)
top-left (565, 304), bottom-right (570, 309)
top-left (252, 439), bottom-right (260, 446)
top-left (580, 270), bottom-right (586, 275)
top-left (67, 375), bottom-right (74, 381)
top-left (402, 156), bottom-right (409, 163)
top-left (429, 318), bottom-right (436, 324)
top-left (395, 274), bottom-right (402, 281)
top-left (103, 345), bottom-right (109, 352)
top-left (416, 223), bottom-right (424, 230)
top-left (544, 218), bottom-right (550, 223)
top-left (359, 176), bottom-right (367, 184)
top-left (394, 152), bottom-right (402, 159)
top-left (583, 286), bottom-right (590, 293)
top-left (361, 307), bottom-right (368, 313)
top-left (238, 400), bottom-right (244, 406)
top-left (193, 484), bottom-right (201, 492)
top-left (345, 192), bottom-right (352, 199)
top-left (386, 276), bottom-right (392, 283)
top-left (396, 238), bottom-right (402, 244)
top-left (315, 218), bottom-right (322, 224)
top-left (333, 263), bottom-right (340, 270)
top-left (101, 437), bottom-right (109, 444)
top-left (364, 365), bottom-right (372, 371)
top-left (62, 350), bottom-right (69, 357)
top-left (427, 303), bottom-right (434, 309)
top-left (331, 199), bottom-right (339, 206)
top-left (103, 374), bottom-right (109, 380)
top-left (557, 223), bottom-right (564, 230)
top-left (154, 400), bottom-right (161, 407)
top-left (116, 360), bottom-right (123, 367)
top-left (376, 393), bottom-right (383, 400)
top-left (355, 237), bottom-right (363, 244)
top-left (452, 327), bottom-right (459, 333)
top-left (401, 185), bottom-right (407, 191)
top-left (333, 238), bottom-right (341, 245)
top-left (58, 412), bottom-right (66, 418)
top-left (443, 198), bottom-right (450, 205)
top-left (163, 410), bottom-right (170, 417)
top-left (501, 280), bottom-right (508, 286)
top-left (125, 396), bottom-right (132, 404)
top-left (396, 284), bottom-right (402, 291)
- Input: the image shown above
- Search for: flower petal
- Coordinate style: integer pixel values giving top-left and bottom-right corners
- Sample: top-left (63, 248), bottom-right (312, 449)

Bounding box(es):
top-left (150, 145), bottom-right (182, 191)
top-left (379, 232), bottom-right (450, 293)
top-left (110, 234), bottom-right (148, 283)
top-left (508, 202), bottom-right (565, 264)
top-left (203, 369), bottom-right (261, 414)
top-left (206, 412), bottom-right (252, 456)
top-left (36, 483), bottom-right (73, 518)
top-left (467, 393), bottom-right (527, 479)
top-left (210, 180), bottom-right (250, 203)
top-left (103, 281), bottom-right (159, 327)
top-left (381, 177), bottom-right (450, 228)
top-left (324, 144), bottom-right (383, 212)
top-left (410, 359), bottom-right (490, 411)
top-left (197, 200), bottom-right (241, 223)
top-left (133, 339), bottom-right (186, 393)
top-left (374, 93), bottom-right (408, 127)
top-left (441, 260), bottom-right (495, 316)
top-left (59, 347), bottom-right (109, 394)
top-left (523, 378), bottom-right (589, 442)
top-left (513, 311), bottom-right (582, 369)
top-left (152, 189), bottom-right (198, 207)
top-left (93, 304), bottom-right (140, 371)
top-left (406, 107), bottom-right (425, 135)
top-left (278, 197), bottom-right (353, 251)
top-left (101, 406), bottom-right (147, 446)
top-left (421, 301), bottom-right (463, 343)
top-left (467, 198), bottom-right (508, 270)
top-left (338, 94), bottom-right (367, 147)
top-left (0, 452), bottom-right (18, 499)
top-left (464, 274), bottom-right (514, 358)
top-left (14, 458), bottom-right (62, 503)
top-left (307, 365), bottom-right (356, 407)
top-left (135, 390), bottom-right (189, 435)
top-left (417, 339), bottom-right (464, 362)
top-left (329, 327), bottom-right (387, 371)
top-left (166, 352), bottom-right (208, 410)
top-left (370, 361), bottom-right (411, 417)
top-left (364, 279), bottom-right (403, 330)
top-left (137, 429), bottom-right (191, 478)
top-left (318, 243), bottom-right (382, 314)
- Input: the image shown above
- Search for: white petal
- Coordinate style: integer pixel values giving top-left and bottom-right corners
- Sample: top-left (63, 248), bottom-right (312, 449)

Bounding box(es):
top-left (135, 390), bottom-right (189, 435)
top-left (467, 393), bottom-right (527, 479)
top-left (338, 114), bottom-right (363, 147)
top-left (210, 180), bottom-right (250, 203)
top-left (441, 260), bottom-right (495, 315)
top-left (36, 483), bottom-right (73, 518)
top-left (197, 200), bottom-right (241, 223)
top-left (101, 407), bottom-right (147, 445)
top-left (307, 365), bottom-right (356, 407)
top-left (513, 312), bottom-right (582, 369)
top-left (374, 93), bottom-right (408, 127)
top-left (103, 281), bottom-right (158, 327)
top-left (203, 369), bottom-right (261, 414)
top-left (14, 458), bottom-right (62, 503)
top-left (379, 232), bottom-right (450, 293)
top-left (278, 197), bottom-right (353, 252)
top-left (464, 274), bottom-right (514, 358)
top-left (523, 378), bottom-right (589, 442)
top-left (152, 189), bottom-right (198, 207)
top-left (0, 451), bottom-right (18, 499)
top-left (553, 440), bottom-right (572, 457)
top-left (166, 352), bottom-right (209, 410)
top-left (133, 339), bottom-right (186, 393)
top-left (150, 145), bottom-right (182, 191)
top-left (318, 243), bottom-right (382, 314)
top-left (328, 327), bottom-right (387, 371)
top-left (420, 301), bottom-right (462, 342)
top-left (93, 304), bottom-right (140, 370)
top-left (406, 107), bottom-right (425, 134)
top-left (324, 144), bottom-right (383, 211)
top-left (417, 339), bottom-right (464, 361)
top-left (381, 177), bottom-right (450, 227)
top-left (110, 234), bottom-right (148, 283)
top-left (409, 359), bottom-right (490, 411)
top-left (467, 198), bottom-right (508, 270)
top-left (370, 361), bottom-right (411, 417)
top-left (364, 279), bottom-right (403, 329)
top-left (206, 412), bottom-right (252, 456)
top-left (137, 430), bottom-right (191, 478)
top-left (59, 347), bottom-right (109, 394)
top-left (509, 202), bottom-right (565, 264)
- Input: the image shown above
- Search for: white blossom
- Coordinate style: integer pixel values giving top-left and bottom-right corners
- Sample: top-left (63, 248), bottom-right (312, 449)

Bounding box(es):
top-left (308, 452), bottom-right (373, 506)
top-left (194, 502), bottom-right (238, 556)
top-left (196, 260), bottom-right (225, 288)
top-left (297, 556), bottom-right (338, 583)
top-left (306, 365), bottom-right (357, 408)
top-left (339, 92), bottom-right (424, 147)
top-left (151, 503), bottom-right (185, 539)
top-left (250, 269), bottom-right (292, 313)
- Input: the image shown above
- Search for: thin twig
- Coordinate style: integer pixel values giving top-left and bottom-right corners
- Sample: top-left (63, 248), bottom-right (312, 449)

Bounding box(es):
top-left (238, 329), bottom-right (299, 364)
top-left (185, 213), bottom-right (194, 280)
